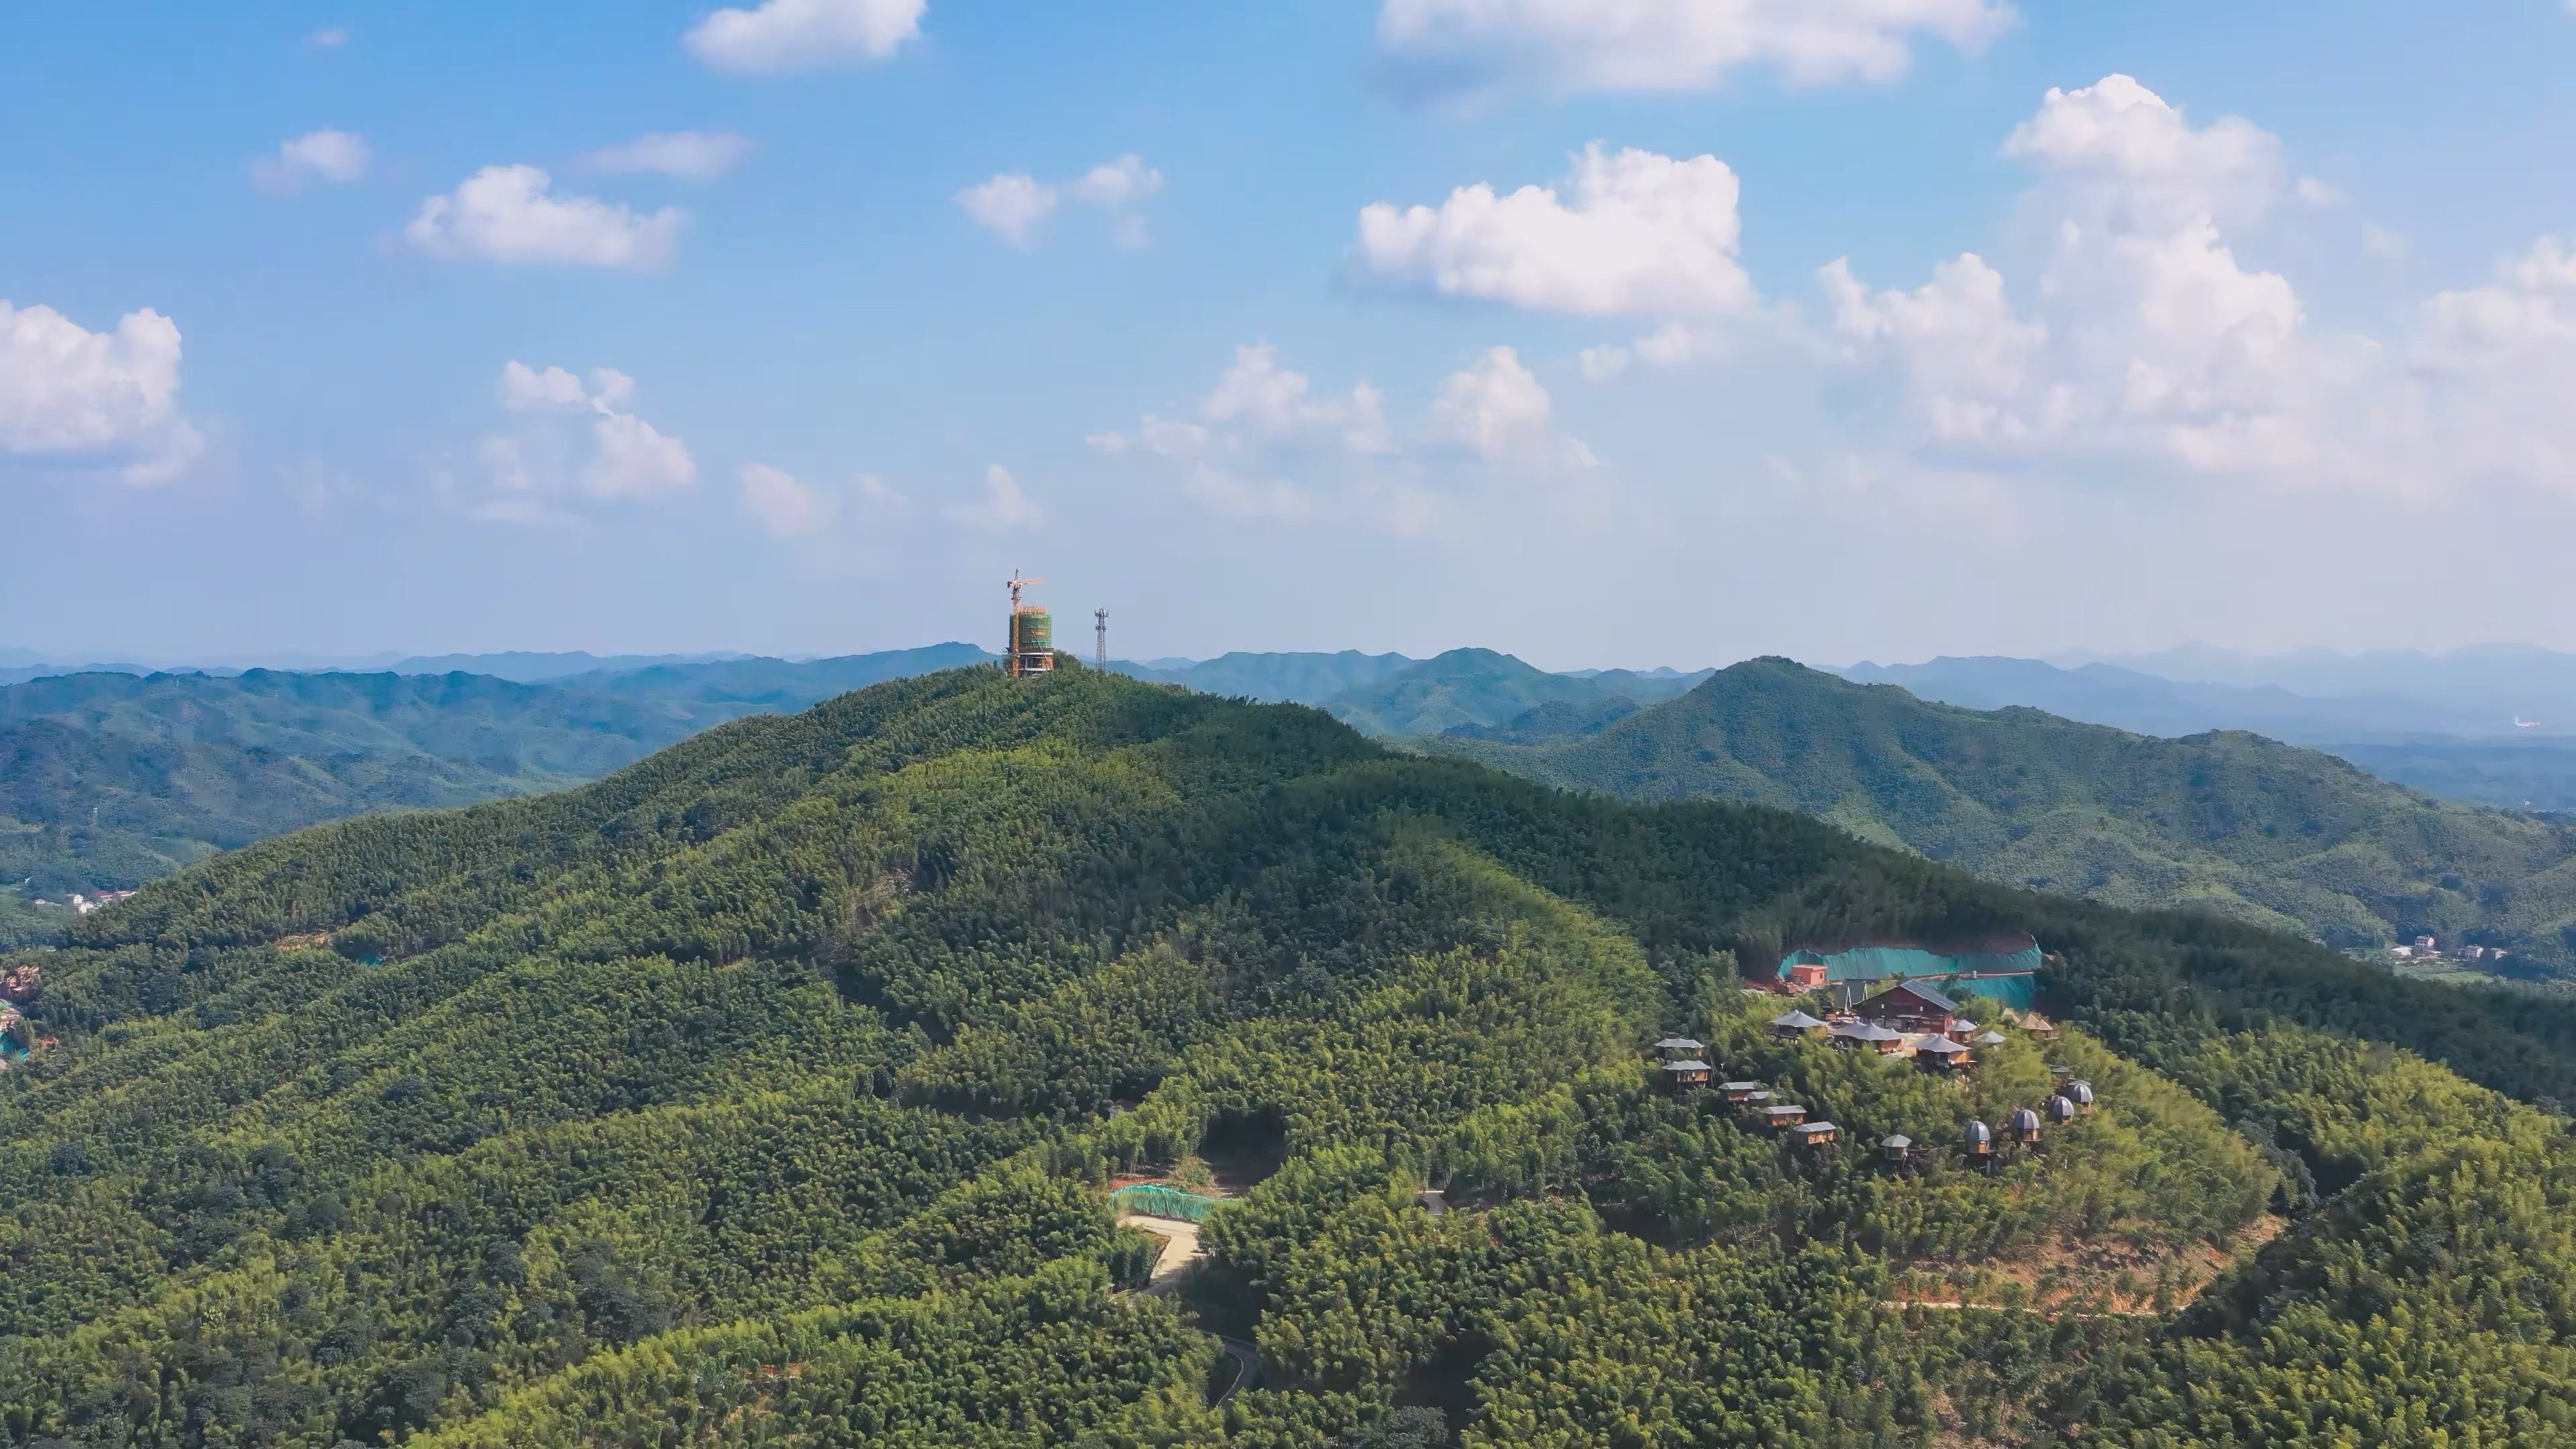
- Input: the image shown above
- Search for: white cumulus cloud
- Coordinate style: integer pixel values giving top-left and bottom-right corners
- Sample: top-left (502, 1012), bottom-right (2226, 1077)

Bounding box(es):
top-left (686, 0), bottom-right (925, 74)
top-left (467, 362), bottom-right (695, 519)
top-left (250, 129), bottom-right (371, 195)
top-left (1814, 72), bottom-right (2576, 502)
top-left (957, 154), bottom-right (1165, 248)
top-left (407, 166), bottom-right (686, 270)
top-left (581, 130), bottom-right (754, 181)
top-left (1433, 345), bottom-right (1552, 458)
top-left (0, 299), bottom-right (201, 482)
top-left (951, 463), bottom-right (1042, 529)
top-left (739, 463), bottom-right (838, 535)
top-left (955, 174), bottom-right (1059, 248)
top-left (1375, 0), bottom-right (2014, 100)
top-left (1354, 143), bottom-right (1752, 317)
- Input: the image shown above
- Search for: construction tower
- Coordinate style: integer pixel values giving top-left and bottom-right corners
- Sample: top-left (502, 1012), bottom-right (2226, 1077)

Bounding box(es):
top-left (1006, 572), bottom-right (1054, 678)
top-left (1094, 608), bottom-right (1108, 671)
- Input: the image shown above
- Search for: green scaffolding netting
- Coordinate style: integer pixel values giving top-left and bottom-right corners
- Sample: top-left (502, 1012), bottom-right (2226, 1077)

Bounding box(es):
top-left (1777, 943), bottom-right (2041, 1010)
top-left (1108, 1184), bottom-right (1221, 1222)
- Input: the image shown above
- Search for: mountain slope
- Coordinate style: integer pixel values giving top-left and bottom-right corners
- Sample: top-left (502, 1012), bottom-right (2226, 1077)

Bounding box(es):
top-left (9, 664), bottom-right (2576, 1445)
top-left (1112, 649), bottom-right (1419, 704)
top-left (0, 647), bottom-right (994, 911)
top-left (1323, 647), bottom-right (1621, 735)
top-left (1431, 657), bottom-right (2576, 964)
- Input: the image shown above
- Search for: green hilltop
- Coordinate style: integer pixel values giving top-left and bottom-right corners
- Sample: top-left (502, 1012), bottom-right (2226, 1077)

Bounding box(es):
top-left (7, 663), bottom-right (2576, 1444)
top-left (1426, 657), bottom-right (2576, 969)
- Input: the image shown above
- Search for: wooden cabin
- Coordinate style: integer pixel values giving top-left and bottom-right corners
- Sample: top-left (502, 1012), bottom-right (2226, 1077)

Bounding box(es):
top-left (1659, 1059), bottom-right (1713, 1091)
top-left (2008, 1107), bottom-right (2043, 1146)
top-left (1719, 1081), bottom-right (1764, 1104)
top-left (1972, 1030), bottom-right (2006, 1049)
top-left (1852, 979), bottom-right (1963, 1036)
top-left (1762, 1104), bottom-right (1809, 1131)
top-left (1742, 1089), bottom-right (1776, 1109)
top-left (1654, 1036), bottom-right (1705, 1061)
top-left (1914, 1036), bottom-right (1974, 1072)
top-left (1829, 1020), bottom-right (1905, 1054)
top-left (1768, 1010), bottom-right (1827, 1039)
top-left (1788, 1121), bottom-right (1839, 1149)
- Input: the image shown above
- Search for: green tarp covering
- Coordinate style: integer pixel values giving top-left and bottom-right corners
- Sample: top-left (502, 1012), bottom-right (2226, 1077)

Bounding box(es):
top-left (1108, 1184), bottom-right (1221, 1222)
top-left (1777, 943), bottom-right (2041, 1010)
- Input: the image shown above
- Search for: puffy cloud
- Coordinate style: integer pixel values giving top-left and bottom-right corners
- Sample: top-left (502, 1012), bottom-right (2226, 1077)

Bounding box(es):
top-left (955, 174), bottom-right (1058, 248)
top-left (957, 154), bottom-right (1163, 248)
top-left (1578, 321), bottom-right (1717, 380)
top-left (1375, 0), bottom-right (2013, 100)
top-left (1818, 253), bottom-right (2044, 448)
top-left (1354, 144), bottom-right (1752, 317)
top-left (1195, 343), bottom-right (1393, 455)
top-left (2000, 73), bottom-right (2282, 229)
top-left (250, 129), bottom-right (370, 195)
top-left (468, 362), bottom-right (694, 519)
top-left (586, 413), bottom-right (696, 498)
top-left (0, 299), bottom-right (201, 482)
top-left (581, 130), bottom-right (753, 181)
top-left (1822, 76), bottom-right (2328, 479)
top-left (2294, 176), bottom-right (2346, 209)
top-left (1068, 154), bottom-right (1164, 206)
top-left (1433, 346), bottom-right (1552, 458)
top-left (950, 463), bottom-right (1042, 529)
top-left (1103, 342), bottom-right (1595, 527)
top-left (685, 0), bottom-right (924, 74)
top-left (407, 166), bottom-right (686, 270)
top-left (1816, 73), bottom-right (2576, 502)
top-left (739, 463), bottom-right (837, 535)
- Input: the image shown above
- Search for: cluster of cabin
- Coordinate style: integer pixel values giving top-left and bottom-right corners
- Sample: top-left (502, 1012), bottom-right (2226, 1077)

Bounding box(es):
top-left (1652, 977), bottom-right (2100, 1170)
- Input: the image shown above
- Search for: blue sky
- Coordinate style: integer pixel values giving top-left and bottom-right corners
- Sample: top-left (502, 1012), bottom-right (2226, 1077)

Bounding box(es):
top-left (6, 1), bottom-right (2576, 669)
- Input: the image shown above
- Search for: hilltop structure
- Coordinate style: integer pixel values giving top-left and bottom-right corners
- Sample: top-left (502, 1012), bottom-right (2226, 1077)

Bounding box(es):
top-left (1006, 572), bottom-right (1054, 678)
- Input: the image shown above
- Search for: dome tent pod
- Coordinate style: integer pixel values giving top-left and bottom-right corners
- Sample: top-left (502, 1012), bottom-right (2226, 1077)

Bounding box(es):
top-left (2047, 1094), bottom-right (2078, 1124)
top-left (2008, 1107), bottom-right (2043, 1144)
top-left (2067, 1079), bottom-right (2096, 1112)
top-left (1963, 1119), bottom-right (1994, 1152)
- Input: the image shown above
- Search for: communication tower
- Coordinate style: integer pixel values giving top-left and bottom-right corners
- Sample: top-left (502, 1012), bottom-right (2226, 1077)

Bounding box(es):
top-left (1005, 572), bottom-right (1054, 678)
top-left (1094, 608), bottom-right (1108, 670)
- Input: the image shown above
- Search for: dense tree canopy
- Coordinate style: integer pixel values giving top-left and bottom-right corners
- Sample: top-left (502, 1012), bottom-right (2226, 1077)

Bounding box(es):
top-left (5, 663), bottom-right (2576, 1446)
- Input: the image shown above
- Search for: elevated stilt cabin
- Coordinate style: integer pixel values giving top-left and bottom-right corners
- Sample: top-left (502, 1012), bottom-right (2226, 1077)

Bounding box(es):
top-left (1659, 1059), bottom-right (1713, 1091)
top-left (1852, 979), bottom-right (1966, 1037)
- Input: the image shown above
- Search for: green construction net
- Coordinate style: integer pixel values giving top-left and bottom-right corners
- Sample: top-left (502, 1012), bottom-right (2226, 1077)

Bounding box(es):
top-left (1108, 1184), bottom-right (1222, 1222)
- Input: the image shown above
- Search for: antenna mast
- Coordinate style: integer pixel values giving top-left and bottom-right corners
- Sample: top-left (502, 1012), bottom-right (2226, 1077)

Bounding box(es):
top-left (1095, 608), bottom-right (1108, 670)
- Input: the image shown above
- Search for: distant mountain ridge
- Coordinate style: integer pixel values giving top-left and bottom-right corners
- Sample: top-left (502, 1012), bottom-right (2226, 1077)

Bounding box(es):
top-left (0, 646), bottom-right (996, 920)
top-left (1843, 654), bottom-right (2576, 809)
top-left (1427, 657), bottom-right (2576, 969)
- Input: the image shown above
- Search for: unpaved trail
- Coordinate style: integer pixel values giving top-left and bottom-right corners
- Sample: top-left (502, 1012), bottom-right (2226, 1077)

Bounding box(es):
top-left (1118, 1214), bottom-right (1205, 1291)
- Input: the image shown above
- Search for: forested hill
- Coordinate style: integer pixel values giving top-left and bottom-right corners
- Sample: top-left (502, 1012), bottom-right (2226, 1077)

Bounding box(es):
top-left (1427, 657), bottom-right (2576, 969)
top-left (0, 645), bottom-right (991, 925)
top-left (12, 662), bottom-right (2576, 1445)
